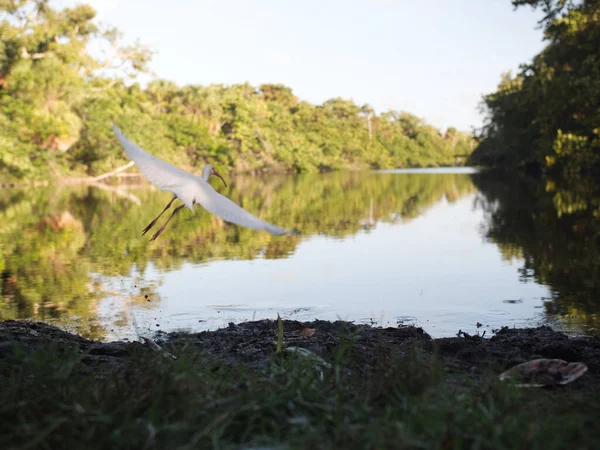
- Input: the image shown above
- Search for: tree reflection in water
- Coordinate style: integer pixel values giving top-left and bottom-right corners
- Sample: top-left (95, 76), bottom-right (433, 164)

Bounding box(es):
top-left (0, 171), bottom-right (475, 339)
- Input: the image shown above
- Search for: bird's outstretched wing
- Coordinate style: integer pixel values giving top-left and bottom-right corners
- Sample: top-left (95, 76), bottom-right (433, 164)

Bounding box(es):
top-left (112, 124), bottom-right (195, 191)
top-left (113, 124), bottom-right (297, 236)
top-left (196, 187), bottom-right (294, 236)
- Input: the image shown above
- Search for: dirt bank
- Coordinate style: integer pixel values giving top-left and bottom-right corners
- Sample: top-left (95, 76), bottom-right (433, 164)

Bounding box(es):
top-left (3, 319), bottom-right (600, 448)
top-left (1, 319), bottom-right (599, 384)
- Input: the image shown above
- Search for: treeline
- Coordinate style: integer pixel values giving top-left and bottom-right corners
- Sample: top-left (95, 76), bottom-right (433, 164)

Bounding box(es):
top-left (469, 0), bottom-right (600, 176)
top-left (0, 1), bottom-right (474, 184)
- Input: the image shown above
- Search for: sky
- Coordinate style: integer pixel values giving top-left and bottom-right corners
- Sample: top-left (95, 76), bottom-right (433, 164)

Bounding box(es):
top-left (57, 0), bottom-right (546, 131)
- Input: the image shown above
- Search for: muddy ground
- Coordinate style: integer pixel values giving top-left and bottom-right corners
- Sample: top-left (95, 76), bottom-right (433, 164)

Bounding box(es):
top-left (1, 319), bottom-right (599, 387)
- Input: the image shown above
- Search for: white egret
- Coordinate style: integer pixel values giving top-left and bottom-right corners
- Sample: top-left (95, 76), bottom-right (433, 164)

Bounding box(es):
top-left (112, 124), bottom-right (296, 241)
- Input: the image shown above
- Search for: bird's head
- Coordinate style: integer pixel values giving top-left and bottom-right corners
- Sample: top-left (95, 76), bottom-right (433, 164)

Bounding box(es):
top-left (202, 164), bottom-right (227, 187)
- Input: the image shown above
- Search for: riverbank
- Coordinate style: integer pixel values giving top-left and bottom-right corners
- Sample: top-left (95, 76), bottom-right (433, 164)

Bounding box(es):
top-left (1, 319), bottom-right (599, 448)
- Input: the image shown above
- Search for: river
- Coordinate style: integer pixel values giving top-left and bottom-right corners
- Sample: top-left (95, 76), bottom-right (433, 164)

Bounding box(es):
top-left (1, 168), bottom-right (597, 340)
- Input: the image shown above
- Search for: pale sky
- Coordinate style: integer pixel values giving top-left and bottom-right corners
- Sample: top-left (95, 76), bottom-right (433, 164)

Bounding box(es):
top-left (57, 0), bottom-right (546, 131)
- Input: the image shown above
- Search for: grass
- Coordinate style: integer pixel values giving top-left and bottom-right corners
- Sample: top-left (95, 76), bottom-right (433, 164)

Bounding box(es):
top-left (0, 336), bottom-right (599, 449)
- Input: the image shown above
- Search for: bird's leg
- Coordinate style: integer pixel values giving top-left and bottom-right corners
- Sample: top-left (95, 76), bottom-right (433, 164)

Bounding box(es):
top-left (150, 204), bottom-right (186, 242)
top-left (142, 195), bottom-right (177, 236)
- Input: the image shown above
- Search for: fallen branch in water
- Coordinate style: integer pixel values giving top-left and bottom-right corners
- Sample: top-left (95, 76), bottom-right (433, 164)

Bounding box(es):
top-left (63, 161), bottom-right (138, 184)
top-left (113, 172), bottom-right (144, 178)
top-left (88, 181), bottom-right (141, 205)
top-left (90, 161), bottom-right (136, 182)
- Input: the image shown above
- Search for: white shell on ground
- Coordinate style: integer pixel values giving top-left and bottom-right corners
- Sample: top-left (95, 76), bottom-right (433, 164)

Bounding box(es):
top-left (499, 358), bottom-right (588, 387)
top-left (142, 337), bottom-right (177, 360)
top-left (283, 347), bottom-right (331, 368)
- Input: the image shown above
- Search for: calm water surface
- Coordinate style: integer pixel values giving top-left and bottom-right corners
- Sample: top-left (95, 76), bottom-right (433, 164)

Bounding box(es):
top-left (1, 168), bottom-right (598, 340)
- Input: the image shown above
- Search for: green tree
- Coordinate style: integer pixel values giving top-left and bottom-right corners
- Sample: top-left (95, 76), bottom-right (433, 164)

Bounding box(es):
top-left (0, 0), bottom-right (151, 179)
top-left (470, 0), bottom-right (600, 176)
top-left (0, 1), bottom-right (475, 184)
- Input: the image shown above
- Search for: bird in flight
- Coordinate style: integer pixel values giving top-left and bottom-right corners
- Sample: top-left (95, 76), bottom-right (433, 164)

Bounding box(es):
top-left (112, 124), bottom-right (296, 241)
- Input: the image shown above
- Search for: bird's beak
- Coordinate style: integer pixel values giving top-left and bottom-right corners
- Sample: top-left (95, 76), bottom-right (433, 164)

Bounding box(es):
top-left (212, 169), bottom-right (227, 187)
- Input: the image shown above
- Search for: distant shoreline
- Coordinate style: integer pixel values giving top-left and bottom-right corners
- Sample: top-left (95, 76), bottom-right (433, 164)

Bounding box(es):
top-left (0, 165), bottom-right (479, 188)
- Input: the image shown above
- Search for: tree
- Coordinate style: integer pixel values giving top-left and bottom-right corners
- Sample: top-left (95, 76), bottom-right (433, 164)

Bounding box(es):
top-left (470, 0), bottom-right (600, 175)
top-left (0, 1), bottom-right (475, 183)
top-left (511, 0), bottom-right (572, 23)
top-left (360, 104), bottom-right (374, 140)
top-left (0, 0), bottom-right (151, 179)
top-left (259, 83), bottom-right (298, 108)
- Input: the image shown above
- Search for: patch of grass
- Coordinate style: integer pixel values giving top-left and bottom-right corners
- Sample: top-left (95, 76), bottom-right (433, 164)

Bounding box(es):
top-left (0, 340), bottom-right (599, 449)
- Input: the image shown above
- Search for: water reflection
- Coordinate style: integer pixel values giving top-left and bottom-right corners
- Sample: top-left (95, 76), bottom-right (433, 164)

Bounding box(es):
top-left (472, 171), bottom-right (600, 335)
top-left (0, 169), bottom-right (596, 340)
top-left (0, 170), bottom-right (476, 339)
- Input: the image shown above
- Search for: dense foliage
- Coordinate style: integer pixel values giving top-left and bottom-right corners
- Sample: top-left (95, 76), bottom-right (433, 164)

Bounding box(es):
top-left (470, 0), bottom-right (600, 175)
top-left (0, 1), bottom-right (474, 184)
